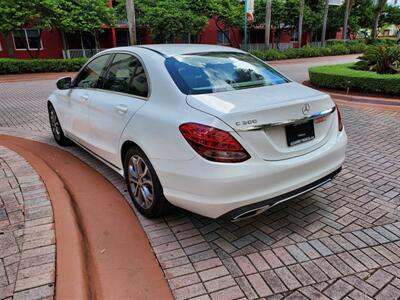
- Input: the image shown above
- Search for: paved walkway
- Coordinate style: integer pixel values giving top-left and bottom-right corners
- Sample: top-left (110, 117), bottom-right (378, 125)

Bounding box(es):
top-left (0, 146), bottom-right (55, 300)
top-left (0, 77), bottom-right (400, 299)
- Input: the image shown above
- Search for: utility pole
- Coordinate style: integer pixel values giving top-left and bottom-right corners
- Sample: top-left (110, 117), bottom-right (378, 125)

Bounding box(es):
top-left (126, 0), bottom-right (137, 45)
top-left (342, 0), bottom-right (351, 40)
top-left (321, 0), bottom-right (330, 47)
top-left (298, 0), bottom-right (304, 48)
top-left (264, 0), bottom-right (272, 49)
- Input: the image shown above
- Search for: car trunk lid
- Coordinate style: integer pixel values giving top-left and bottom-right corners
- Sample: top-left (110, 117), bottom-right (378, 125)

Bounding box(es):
top-left (186, 82), bottom-right (337, 161)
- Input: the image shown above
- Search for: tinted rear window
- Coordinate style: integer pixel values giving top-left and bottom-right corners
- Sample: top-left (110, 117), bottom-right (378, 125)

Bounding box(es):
top-left (165, 52), bottom-right (289, 95)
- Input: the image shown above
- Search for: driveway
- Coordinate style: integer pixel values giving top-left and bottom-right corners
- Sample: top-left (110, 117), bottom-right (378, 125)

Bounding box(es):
top-left (0, 57), bottom-right (399, 299)
top-left (269, 54), bottom-right (360, 82)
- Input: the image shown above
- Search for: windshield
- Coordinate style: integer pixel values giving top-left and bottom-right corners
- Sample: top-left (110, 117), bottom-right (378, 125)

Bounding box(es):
top-left (165, 52), bottom-right (289, 95)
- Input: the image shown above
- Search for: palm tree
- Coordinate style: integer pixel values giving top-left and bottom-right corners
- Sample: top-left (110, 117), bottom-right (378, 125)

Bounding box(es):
top-left (342, 0), bottom-right (354, 40)
top-left (321, 0), bottom-right (330, 46)
top-left (371, 0), bottom-right (388, 39)
top-left (265, 0), bottom-right (272, 49)
top-left (126, 0), bottom-right (137, 45)
top-left (298, 0), bottom-right (305, 47)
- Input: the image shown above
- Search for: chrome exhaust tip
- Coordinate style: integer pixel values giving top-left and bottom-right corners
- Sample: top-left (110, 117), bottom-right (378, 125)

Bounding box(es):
top-left (231, 205), bottom-right (271, 222)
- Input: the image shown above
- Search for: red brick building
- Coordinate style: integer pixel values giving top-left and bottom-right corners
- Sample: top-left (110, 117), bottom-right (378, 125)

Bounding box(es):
top-left (0, 0), bottom-right (321, 60)
top-left (0, 18), bottom-right (247, 59)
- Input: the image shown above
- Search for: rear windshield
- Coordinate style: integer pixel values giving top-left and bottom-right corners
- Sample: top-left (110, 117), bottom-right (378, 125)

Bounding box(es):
top-left (165, 52), bottom-right (289, 95)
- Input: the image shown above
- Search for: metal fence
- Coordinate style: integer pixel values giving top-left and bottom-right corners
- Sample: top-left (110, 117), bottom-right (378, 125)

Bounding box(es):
top-left (241, 41), bottom-right (323, 51)
top-left (63, 49), bottom-right (106, 59)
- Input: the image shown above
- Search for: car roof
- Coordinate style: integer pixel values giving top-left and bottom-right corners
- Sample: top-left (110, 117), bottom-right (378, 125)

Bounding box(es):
top-left (111, 44), bottom-right (245, 57)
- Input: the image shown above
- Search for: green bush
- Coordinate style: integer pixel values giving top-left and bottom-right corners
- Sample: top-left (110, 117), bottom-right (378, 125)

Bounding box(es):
top-left (355, 45), bottom-right (400, 74)
top-left (250, 49), bottom-right (286, 61)
top-left (366, 38), bottom-right (399, 46)
top-left (250, 41), bottom-right (366, 61)
top-left (326, 39), bottom-right (365, 47)
top-left (0, 58), bottom-right (88, 74)
top-left (309, 63), bottom-right (400, 95)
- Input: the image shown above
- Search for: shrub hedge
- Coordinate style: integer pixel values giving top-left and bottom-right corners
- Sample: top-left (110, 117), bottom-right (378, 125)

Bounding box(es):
top-left (309, 63), bottom-right (400, 95)
top-left (250, 40), bottom-right (367, 61)
top-left (0, 58), bottom-right (88, 74)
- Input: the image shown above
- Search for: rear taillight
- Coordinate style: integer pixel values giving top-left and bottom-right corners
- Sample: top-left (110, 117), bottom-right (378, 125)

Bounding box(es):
top-left (336, 106), bottom-right (343, 131)
top-left (179, 123), bottom-right (250, 163)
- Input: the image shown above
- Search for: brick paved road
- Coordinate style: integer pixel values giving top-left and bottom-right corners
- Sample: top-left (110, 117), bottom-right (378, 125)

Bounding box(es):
top-left (0, 146), bottom-right (55, 300)
top-left (0, 79), bottom-right (399, 300)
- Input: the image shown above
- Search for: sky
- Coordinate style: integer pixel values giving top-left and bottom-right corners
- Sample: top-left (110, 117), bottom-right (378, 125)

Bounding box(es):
top-left (387, 0), bottom-right (399, 6)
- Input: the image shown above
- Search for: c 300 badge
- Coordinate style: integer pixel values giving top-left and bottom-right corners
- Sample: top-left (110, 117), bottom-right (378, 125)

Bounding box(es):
top-left (235, 119), bottom-right (258, 126)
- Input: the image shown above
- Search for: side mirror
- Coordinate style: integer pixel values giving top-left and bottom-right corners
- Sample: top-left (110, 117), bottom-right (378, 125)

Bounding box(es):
top-left (56, 77), bottom-right (72, 90)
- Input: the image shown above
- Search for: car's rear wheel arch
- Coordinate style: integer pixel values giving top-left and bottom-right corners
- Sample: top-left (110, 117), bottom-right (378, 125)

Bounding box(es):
top-left (121, 140), bottom-right (170, 217)
top-left (47, 100), bottom-right (55, 110)
top-left (121, 140), bottom-right (142, 169)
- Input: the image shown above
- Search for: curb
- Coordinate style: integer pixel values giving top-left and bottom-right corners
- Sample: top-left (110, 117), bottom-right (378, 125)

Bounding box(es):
top-left (303, 81), bottom-right (400, 109)
top-left (0, 135), bottom-right (173, 300)
top-left (0, 139), bottom-right (90, 300)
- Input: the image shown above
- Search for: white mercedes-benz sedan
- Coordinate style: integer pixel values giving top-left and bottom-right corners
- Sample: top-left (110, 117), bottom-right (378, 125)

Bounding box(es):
top-left (48, 44), bottom-right (347, 221)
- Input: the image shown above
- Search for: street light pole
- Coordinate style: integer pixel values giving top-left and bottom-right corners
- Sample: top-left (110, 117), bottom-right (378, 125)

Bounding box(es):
top-left (126, 0), bottom-right (137, 45)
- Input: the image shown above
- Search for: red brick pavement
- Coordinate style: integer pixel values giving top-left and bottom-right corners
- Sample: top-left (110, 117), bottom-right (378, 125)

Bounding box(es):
top-left (0, 79), bottom-right (400, 299)
top-left (0, 72), bottom-right (76, 83)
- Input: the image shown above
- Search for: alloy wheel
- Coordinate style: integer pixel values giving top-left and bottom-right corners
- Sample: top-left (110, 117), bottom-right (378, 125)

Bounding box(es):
top-left (49, 107), bottom-right (61, 140)
top-left (127, 155), bottom-right (154, 209)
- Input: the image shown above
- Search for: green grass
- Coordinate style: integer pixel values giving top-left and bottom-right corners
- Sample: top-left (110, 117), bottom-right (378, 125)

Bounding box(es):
top-left (309, 63), bottom-right (400, 96)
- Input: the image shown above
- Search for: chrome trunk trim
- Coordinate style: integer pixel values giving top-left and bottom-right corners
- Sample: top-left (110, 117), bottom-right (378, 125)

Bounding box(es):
top-left (235, 106), bottom-right (336, 132)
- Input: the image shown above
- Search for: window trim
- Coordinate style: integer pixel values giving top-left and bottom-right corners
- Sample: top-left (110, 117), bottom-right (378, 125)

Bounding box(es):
top-left (93, 51), bottom-right (152, 100)
top-left (71, 53), bottom-right (113, 89)
top-left (217, 30), bottom-right (230, 45)
top-left (12, 29), bottom-right (44, 51)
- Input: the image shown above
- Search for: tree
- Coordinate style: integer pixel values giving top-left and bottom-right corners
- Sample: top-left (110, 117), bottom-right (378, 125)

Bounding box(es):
top-left (298, 0), bottom-right (305, 46)
top-left (383, 4), bottom-right (400, 32)
top-left (253, 0), bottom-right (309, 49)
top-left (126, 0), bottom-right (137, 45)
top-left (199, 0), bottom-right (243, 46)
top-left (0, 0), bottom-right (34, 57)
top-left (349, 0), bottom-right (374, 37)
top-left (342, 0), bottom-right (354, 40)
top-left (302, 1), bottom-right (324, 42)
top-left (372, 0), bottom-right (388, 38)
top-left (265, 0), bottom-right (272, 48)
top-left (131, 0), bottom-right (208, 43)
top-left (321, 0), bottom-right (330, 46)
top-left (65, 0), bottom-right (116, 50)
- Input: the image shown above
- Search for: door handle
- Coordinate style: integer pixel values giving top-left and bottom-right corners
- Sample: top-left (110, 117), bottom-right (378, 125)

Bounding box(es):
top-left (81, 95), bottom-right (89, 102)
top-left (115, 105), bottom-right (128, 114)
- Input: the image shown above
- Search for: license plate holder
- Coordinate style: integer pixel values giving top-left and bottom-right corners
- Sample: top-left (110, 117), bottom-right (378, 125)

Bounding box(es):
top-left (285, 120), bottom-right (315, 147)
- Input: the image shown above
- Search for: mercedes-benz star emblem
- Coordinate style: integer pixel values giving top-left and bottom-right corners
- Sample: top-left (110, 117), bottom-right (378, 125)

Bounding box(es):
top-left (302, 103), bottom-right (311, 115)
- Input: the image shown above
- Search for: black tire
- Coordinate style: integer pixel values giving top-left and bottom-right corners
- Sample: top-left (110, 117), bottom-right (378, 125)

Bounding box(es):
top-left (48, 103), bottom-right (72, 146)
top-left (124, 147), bottom-right (170, 218)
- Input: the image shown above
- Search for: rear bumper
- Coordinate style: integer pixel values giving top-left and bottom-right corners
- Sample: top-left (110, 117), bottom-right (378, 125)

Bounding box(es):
top-left (221, 167), bottom-right (341, 221)
top-left (152, 130), bottom-right (347, 219)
